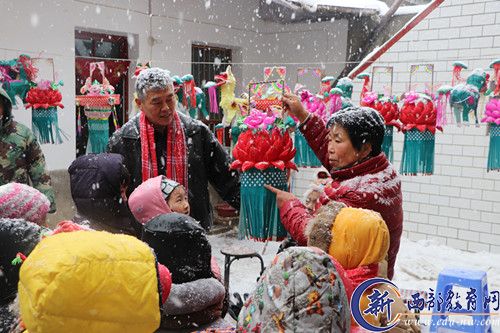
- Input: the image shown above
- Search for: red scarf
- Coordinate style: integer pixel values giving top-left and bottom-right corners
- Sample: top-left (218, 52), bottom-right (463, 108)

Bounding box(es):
top-left (140, 112), bottom-right (188, 191)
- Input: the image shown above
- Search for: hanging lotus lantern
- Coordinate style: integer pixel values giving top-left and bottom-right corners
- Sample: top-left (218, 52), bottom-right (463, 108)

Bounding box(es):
top-left (230, 109), bottom-right (297, 241)
top-left (375, 96), bottom-right (401, 163)
top-left (25, 80), bottom-right (66, 144)
top-left (400, 92), bottom-right (441, 175)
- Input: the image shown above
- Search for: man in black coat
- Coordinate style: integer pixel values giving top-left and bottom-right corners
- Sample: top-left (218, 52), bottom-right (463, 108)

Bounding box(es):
top-left (108, 68), bottom-right (240, 230)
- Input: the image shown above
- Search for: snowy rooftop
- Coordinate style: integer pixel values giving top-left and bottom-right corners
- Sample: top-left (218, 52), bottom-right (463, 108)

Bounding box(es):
top-left (268, 0), bottom-right (389, 14)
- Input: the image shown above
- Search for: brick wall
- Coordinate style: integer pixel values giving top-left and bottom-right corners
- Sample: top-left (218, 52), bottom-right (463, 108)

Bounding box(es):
top-left (294, 0), bottom-right (500, 252)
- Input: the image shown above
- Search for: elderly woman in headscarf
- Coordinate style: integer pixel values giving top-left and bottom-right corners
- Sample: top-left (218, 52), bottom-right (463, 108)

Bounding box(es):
top-left (267, 97), bottom-right (403, 280)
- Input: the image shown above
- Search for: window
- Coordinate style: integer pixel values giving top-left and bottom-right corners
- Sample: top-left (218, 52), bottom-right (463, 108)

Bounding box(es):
top-left (192, 44), bottom-right (232, 88)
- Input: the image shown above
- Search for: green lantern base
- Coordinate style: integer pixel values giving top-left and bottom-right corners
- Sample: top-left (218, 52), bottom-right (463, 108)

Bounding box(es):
top-left (239, 167), bottom-right (288, 241)
top-left (32, 107), bottom-right (64, 144)
top-left (294, 129), bottom-right (321, 167)
top-left (87, 118), bottom-right (110, 154)
top-left (488, 124), bottom-right (500, 172)
top-left (400, 129), bottom-right (435, 175)
top-left (382, 125), bottom-right (394, 163)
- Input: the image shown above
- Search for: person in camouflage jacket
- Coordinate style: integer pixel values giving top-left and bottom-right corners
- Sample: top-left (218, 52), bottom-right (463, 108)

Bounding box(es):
top-left (0, 87), bottom-right (56, 212)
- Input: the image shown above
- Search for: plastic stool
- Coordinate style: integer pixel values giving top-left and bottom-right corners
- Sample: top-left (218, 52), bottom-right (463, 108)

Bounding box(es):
top-left (430, 268), bottom-right (491, 333)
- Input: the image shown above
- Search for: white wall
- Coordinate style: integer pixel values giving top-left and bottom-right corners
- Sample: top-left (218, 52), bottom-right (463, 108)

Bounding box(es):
top-left (0, 0), bottom-right (348, 170)
top-left (348, 0), bottom-right (500, 252)
top-left (1, 0), bottom-right (150, 170)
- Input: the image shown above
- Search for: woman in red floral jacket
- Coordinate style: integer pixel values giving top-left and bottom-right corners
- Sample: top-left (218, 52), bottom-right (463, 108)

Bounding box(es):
top-left (266, 93), bottom-right (403, 279)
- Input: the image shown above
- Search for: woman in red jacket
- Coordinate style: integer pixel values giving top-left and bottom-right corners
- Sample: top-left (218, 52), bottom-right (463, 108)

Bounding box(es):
top-left (266, 93), bottom-right (403, 279)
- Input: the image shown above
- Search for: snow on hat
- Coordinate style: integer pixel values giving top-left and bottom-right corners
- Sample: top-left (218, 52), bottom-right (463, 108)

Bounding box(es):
top-left (0, 183), bottom-right (50, 225)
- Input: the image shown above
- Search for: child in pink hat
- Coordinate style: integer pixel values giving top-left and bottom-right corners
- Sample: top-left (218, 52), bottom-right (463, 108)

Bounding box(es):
top-left (128, 175), bottom-right (190, 224)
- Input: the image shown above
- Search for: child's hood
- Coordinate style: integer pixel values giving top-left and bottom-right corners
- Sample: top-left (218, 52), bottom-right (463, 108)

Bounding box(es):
top-left (129, 176), bottom-right (171, 224)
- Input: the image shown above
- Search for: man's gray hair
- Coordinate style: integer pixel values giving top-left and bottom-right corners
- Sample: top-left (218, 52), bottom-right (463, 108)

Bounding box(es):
top-left (135, 67), bottom-right (174, 100)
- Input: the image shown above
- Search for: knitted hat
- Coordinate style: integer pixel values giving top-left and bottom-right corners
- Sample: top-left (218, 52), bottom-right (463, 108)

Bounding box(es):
top-left (160, 177), bottom-right (181, 201)
top-left (51, 220), bottom-right (90, 234)
top-left (0, 183), bottom-right (50, 225)
top-left (306, 202), bottom-right (389, 270)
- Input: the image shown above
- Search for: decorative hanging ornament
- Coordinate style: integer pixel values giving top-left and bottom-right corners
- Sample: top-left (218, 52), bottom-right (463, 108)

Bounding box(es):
top-left (203, 81), bottom-right (219, 114)
top-left (356, 72), bottom-right (371, 101)
top-left (482, 98), bottom-right (500, 172)
top-left (181, 74), bottom-right (197, 109)
top-left (400, 92), bottom-right (441, 175)
top-left (25, 79), bottom-right (66, 144)
top-left (435, 85), bottom-right (453, 128)
top-left (490, 59), bottom-right (500, 96)
top-left (451, 61), bottom-right (468, 87)
top-left (450, 68), bottom-right (489, 125)
top-left (0, 54), bottom-right (38, 106)
top-left (75, 62), bottom-right (120, 153)
top-left (230, 124), bottom-right (296, 241)
top-left (293, 89), bottom-right (327, 167)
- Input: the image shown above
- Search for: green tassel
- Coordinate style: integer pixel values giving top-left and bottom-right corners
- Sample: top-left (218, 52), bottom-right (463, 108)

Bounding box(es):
top-left (487, 124), bottom-right (500, 172)
top-left (32, 107), bottom-right (63, 144)
top-left (198, 93), bottom-right (208, 118)
top-left (294, 129), bottom-right (321, 167)
top-left (231, 126), bottom-right (241, 145)
top-left (87, 118), bottom-right (110, 153)
top-left (382, 126), bottom-right (394, 163)
top-left (188, 105), bottom-right (197, 118)
top-left (239, 168), bottom-right (288, 241)
top-left (400, 129), bottom-right (435, 175)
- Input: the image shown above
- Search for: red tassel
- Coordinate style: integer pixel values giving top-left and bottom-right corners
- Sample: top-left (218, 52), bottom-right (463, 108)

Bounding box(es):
top-left (493, 64), bottom-right (500, 96)
top-left (183, 80), bottom-right (196, 108)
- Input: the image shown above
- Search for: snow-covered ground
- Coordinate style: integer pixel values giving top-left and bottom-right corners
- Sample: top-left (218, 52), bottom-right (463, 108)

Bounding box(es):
top-left (210, 231), bottom-right (500, 331)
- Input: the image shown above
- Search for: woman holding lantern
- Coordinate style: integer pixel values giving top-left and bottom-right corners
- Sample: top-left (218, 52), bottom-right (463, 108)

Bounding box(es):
top-left (266, 93), bottom-right (403, 280)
